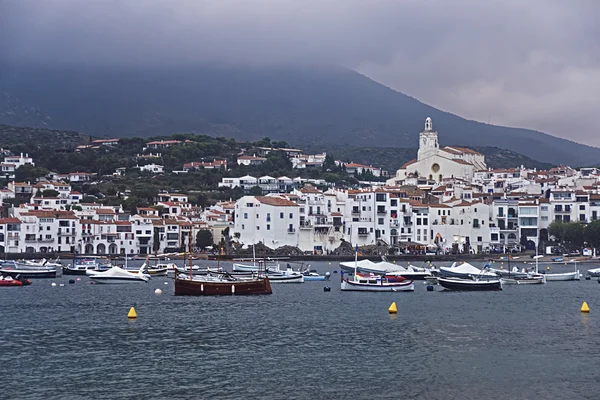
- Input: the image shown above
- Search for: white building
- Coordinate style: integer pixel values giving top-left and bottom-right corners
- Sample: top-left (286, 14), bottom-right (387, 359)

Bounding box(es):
top-left (138, 163), bottom-right (164, 174)
top-left (387, 118), bottom-right (486, 185)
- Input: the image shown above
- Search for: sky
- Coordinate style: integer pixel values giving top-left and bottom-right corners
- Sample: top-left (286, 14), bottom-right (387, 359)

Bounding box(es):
top-left (1, 0), bottom-right (599, 146)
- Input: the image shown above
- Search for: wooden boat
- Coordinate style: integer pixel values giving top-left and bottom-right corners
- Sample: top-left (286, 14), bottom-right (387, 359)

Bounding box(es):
top-left (339, 259), bottom-right (431, 280)
top-left (268, 273), bottom-right (304, 283)
top-left (587, 267), bottom-right (600, 277)
top-left (437, 276), bottom-right (502, 291)
top-left (174, 271), bottom-right (272, 296)
top-left (0, 275), bottom-right (31, 287)
top-left (88, 266), bottom-right (150, 284)
top-left (302, 270), bottom-right (331, 281)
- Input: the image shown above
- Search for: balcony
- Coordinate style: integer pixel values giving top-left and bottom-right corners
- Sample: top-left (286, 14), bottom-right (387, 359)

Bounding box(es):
top-left (358, 230), bottom-right (369, 236)
top-left (287, 228), bottom-right (296, 234)
top-left (376, 208), bottom-right (387, 215)
top-left (351, 209), bottom-right (360, 215)
top-left (390, 220), bottom-right (400, 228)
top-left (299, 222), bottom-right (312, 230)
top-left (58, 231), bottom-right (76, 236)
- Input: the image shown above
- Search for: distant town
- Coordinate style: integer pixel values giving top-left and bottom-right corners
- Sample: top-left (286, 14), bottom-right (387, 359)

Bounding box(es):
top-left (0, 117), bottom-right (597, 257)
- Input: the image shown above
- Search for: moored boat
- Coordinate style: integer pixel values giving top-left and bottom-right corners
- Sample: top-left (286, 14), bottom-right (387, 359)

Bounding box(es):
top-left (437, 262), bottom-right (498, 280)
top-left (437, 276), bottom-right (502, 291)
top-left (340, 271), bottom-right (414, 292)
top-left (587, 267), bottom-right (600, 277)
top-left (88, 266), bottom-right (150, 284)
top-left (0, 274), bottom-right (32, 287)
top-left (174, 271), bottom-right (272, 295)
top-left (0, 261), bottom-right (57, 279)
top-left (500, 274), bottom-right (546, 285)
top-left (63, 258), bottom-right (111, 275)
top-left (544, 270), bottom-right (581, 281)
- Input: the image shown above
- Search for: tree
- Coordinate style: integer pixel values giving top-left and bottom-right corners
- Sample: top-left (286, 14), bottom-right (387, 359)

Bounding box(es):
top-left (249, 186), bottom-right (263, 196)
top-left (196, 230), bottom-right (213, 249)
top-left (584, 220), bottom-right (600, 249)
top-left (563, 222), bottom-right (584, 248)
top-left (520, 233), bottom-right (528, 248)
top-left (548, 221), bottom-right (565, 243)
top-left (41, 189), bottom-right (59, 198)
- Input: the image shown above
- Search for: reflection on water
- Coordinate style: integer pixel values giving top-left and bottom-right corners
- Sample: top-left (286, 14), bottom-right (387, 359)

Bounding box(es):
top-left (2, 260), bottom-right (600, 399)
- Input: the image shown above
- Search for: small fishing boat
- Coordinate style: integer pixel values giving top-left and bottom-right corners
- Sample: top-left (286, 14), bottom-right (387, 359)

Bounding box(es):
top-left (500, 274), bottom-right (546, 285)
top-left (339, 259), bottom-right (431, 279)
top-left (437, 276), bottom-right (502, 291)
top-left (88, 266), bottom-right (150, 284)
top-left (544, 270), bottom-right (581, 281)
top-left (340, 246), bottom-right (414, 292)
top-left (267, 273), bottom-right (305, 283)
top-left (0, 274), bottom-right (31, 287)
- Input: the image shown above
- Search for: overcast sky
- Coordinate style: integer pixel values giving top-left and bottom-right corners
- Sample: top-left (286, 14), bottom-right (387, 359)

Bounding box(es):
top-left (1, 0), bottom-right (599, 145)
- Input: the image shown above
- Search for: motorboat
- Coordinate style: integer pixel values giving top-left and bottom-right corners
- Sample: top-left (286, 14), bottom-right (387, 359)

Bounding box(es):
top-left (302, 269), bottom-right (331, 281)
top-left (0, 274), bottom-right (31, 287)
top-left (437, 276), bottom-right (502, 291)
top-left (88, 266), bottom-right (150, 284)
top-left (174, 270), bottom-right (272, 296)
top-left (0, 261), bottom-right (56, 279)
top-left (437, 262), bottom-right (498, 280)
top-left (587, 267), bottom-right (600, 277)
top-left (63, 259), bottom-right (111, 275)
top-left (16, 258), bottom-right (62, 270)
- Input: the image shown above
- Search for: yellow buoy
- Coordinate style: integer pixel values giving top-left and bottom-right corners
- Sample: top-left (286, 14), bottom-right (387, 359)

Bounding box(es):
top-left (388, 302), bottom-right (397, 314)
top-left (127, 306), bottom-right (137, 319)
top-left (581, 302), bottom-right (590, 313)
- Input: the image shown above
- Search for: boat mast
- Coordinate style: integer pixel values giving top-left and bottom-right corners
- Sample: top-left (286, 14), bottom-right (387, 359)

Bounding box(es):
top-left (189, 239), bottom-right (193, 280)
top-left (354, 244), bottom-right (358, 281)
top-left (535, 243), bottom-right (539, 274)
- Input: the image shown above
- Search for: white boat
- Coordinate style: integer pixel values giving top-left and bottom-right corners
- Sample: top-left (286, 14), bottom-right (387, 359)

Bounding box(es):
top-left (438, 262), bottom-right (498, 279)
top-left (544, 270), bottom-right (581, 281)
top-left (501, 274), bottom-right (546, 285)
top-left (340, 246), bottom-right (414, 292)
top-left (88, 266), bottom-right (150, 284)
top-left (587, 267), bottom-right (600, 277)
top-left (339, 259), bottom-right (432, 280)
top-left (268, 273), bottom-right (305, 283)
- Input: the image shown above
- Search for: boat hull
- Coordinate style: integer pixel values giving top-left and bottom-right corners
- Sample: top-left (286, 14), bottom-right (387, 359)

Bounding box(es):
top-left (302, 275), bottom-right (330, 281)
top-left (340, 279), bottom-right (414, 292)
top-left (0, 269), bottom-right (56, 279)
top-left (89, 277), bottom-right (148, 284)
top-left (544, 271), bottom-right (581, 281)
top-left (174, 276), bottom-right (272, 296)
top-left (437, 277), bottom-right (502, 291)
top-left (268, 274), bottom-right (304, 283)
top-left (501, 276), bottom-right (546, 285)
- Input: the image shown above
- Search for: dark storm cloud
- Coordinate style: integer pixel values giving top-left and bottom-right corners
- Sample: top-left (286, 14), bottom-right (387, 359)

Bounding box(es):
top-left (1, 0), bottom-right (599, 144)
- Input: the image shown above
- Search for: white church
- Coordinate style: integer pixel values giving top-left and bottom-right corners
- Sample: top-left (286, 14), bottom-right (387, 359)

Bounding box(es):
top-left (386, 117), bottom-right (486, 185)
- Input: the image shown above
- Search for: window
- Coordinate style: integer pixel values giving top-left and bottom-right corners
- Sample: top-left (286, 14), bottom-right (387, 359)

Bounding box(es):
top-left (244, 213), bottom-right (248, 219)
top-left (416, 218), bottom-right (421, 225)
top-left (266, 213), bottom-right (271, 222)
top-left (541, 206), bottom-right (548, 211)
top-left (541, 216), bottom-right (548, 221)
top-left (267, 225), bottom-right (270, 230)
top-left (491, 233), bottom-right (498, 241)
top-left (378, 218), bottom-right (384, 225)
top-left (289, 213), bottom-right (293, 218)
top-left (580, 205), bottom-right (585, 210)
top-left (423, 218), bottom-right (428, 225)
top-left (257, 226), bottom-right (260, 230)
top-left (280, 212), bottom-right (284, 219)
top-left (477, 236), bottom-right (483, 242)
top-left (241, 224), bottom-right (245, 229)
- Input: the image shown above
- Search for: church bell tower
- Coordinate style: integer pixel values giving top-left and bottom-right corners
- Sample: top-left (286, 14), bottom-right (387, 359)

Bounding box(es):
top-left (418, 117), bottom-right (439, 160)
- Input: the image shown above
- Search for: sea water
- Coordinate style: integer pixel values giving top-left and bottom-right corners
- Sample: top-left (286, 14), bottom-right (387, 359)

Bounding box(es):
top-left (2, 260), bottom-right (600, 399)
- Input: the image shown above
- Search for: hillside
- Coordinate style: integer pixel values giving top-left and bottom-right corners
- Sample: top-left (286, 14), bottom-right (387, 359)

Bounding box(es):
top-left (328, 146), bottom-right (554, 173)
top-left (1, 63), bottom-right (599, 166)
top-left (0, 124), bottom-right (90, 148)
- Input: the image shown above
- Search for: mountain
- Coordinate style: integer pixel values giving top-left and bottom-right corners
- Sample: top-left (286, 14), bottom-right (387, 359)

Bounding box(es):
top-left (1, 63), bottom-right (598, 166)
top-left (329, 146), bottom-right (554, 173)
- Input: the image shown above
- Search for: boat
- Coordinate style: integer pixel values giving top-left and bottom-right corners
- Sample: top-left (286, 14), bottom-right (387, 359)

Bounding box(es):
top-left (544, 270), bottom-right (581, 281)
top-left (500, 274), bottom-right (546, 285)
top-left (339, 259), bottom-right (431, 280)
top-left (437, 276), bottom-right (503, 291)
top-left (267, 273), bottom-right (304, 283)
top-left (88, 266), bottom-right (150, 284)
top-left (552, 257), bottom-right (564, 262)
top-left (0, 274), bottom-right (31, 287)
top-left (340, 246), bottom-right (414, 292)
top-left (437, 262), bottom-right (498, 280)
top-left (0, 261), bottom-right (56, 279)
top-left (587, 267), bottom-right (600, 277)
top-left (174, 271), bottom-right (273, 296)
top-left (302, 269), bottom-right (331, 281)
top-left (63, 258), bottom-right (111, 275)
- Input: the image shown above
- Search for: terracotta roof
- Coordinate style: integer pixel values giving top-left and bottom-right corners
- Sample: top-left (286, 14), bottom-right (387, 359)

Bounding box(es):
top-left (96, 209), bottom-right (116, 214)
top-left (330, 212), bottom-right (343, 216)
top-left (0, 218), bottom-right (21, 224)
top-left (256, 196), bottom-right (298, 207)
top-left (443, 146), bottom-right (482, 155)
top-left (238, 155), bottom-right (267, 160)
top-left (21, 211), bottom-right (77, 219)
top-left (147, 140), bottom-right (181, 145)
top-left (452, 159), bottom-right (473, 165)
top-left (401, 159), bottom-right (417, 168)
